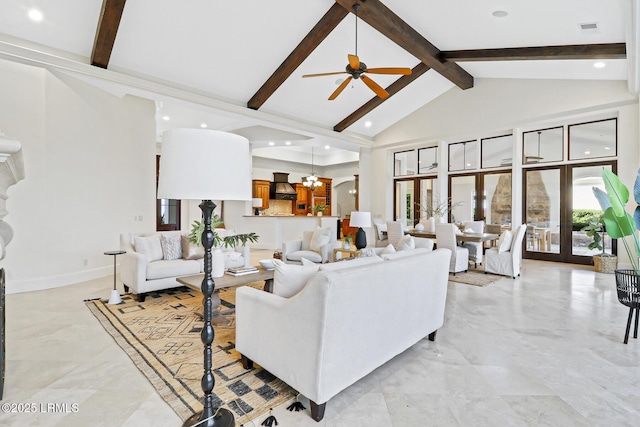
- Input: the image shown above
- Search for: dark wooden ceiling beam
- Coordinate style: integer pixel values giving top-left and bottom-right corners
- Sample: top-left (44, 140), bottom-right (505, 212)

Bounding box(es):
top-left (440, 43), bottom-right (627, 62)
top-left (91, 0), bottom-right (127, 68)
top-left (334, 62), bottom-right (431, 132)
top-left (334, 0), bottom-right (473, 90)
top-left (247, 3), bottom-right (349, 110)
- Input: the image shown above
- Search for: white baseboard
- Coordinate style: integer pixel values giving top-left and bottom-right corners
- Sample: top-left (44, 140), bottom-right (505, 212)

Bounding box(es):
top-left (6, 266), bottom-right (111, 294)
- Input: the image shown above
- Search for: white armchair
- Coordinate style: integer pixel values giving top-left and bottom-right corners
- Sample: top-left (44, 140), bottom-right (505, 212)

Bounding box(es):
top-left (462, 220), bottom-right (484, 268)
top-left (282, 227), bottom-right (337, 264)
top-left (485, 224), bottom-right (527, 278)
top-left (435, 223), bottom-right (469, 275)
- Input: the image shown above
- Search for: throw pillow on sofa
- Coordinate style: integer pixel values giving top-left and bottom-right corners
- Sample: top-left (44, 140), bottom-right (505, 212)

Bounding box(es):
top-left (161, 234), bottom-right (183, 260)
top-left (181, 235), bottom-right (204, 260)
top-left (272, 258), bottom-right (319, 298)
top-left (134, 235), bottom-right (163, 262)
top-left (396, 235), bottom-right (415, 251)
top-left (309, 227), bottom-right (331, 252)
top-left (381, 244), bottom-right (396, 255)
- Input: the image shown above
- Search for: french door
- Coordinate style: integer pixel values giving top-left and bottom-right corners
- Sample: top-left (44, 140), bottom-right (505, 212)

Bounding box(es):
top-left (523, 161), bottom-right (616, 264)
top-left (394, 177), bottom-right (438, 227)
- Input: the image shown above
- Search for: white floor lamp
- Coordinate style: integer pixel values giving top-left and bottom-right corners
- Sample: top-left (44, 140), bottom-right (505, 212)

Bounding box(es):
top-left (157, 128), bottom-right (251, 427)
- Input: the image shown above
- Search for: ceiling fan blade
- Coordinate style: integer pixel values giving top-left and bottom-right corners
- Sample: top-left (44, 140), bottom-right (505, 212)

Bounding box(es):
top-left (365, 67), bottom-right (412, 75)
top-left (302, 71), bottom-right (348, 78)
top-left (348, 54), bottom-right (360, 70)
top-left (328, 76), bottom-right (353, 100)
top-left (361, 75), bottom-right (389, 99)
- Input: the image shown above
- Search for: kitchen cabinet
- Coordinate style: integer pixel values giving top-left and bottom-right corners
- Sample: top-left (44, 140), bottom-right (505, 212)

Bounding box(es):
top-left (252, 179), bottom-right (270, 209)
top-left (311, 178), bottom-right (332, 212)
top-left (292, 183), bottom-right (309, 215)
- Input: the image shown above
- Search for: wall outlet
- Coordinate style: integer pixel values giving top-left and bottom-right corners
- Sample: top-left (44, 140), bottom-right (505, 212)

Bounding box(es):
top-left (138, 215), bottom-right (143, 221)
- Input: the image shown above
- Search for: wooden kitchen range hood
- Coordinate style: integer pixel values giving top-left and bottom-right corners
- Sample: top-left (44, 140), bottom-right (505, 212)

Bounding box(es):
top-left (270, 172), bottom-right (297, 200)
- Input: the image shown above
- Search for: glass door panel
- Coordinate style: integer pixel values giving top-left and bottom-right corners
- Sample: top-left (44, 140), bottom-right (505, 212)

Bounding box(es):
top-left (484, 172), bottom-right (511, 227)
top-left (525, 168), bottom-right (561, 256)
top-left (394, 179), bottom-right (415, 228)
top-left (418, 178), bottom-right (438, 221)
top-left (569, 163), bottom-right (614, 262)
top-left (450, 175), bottom-right (476, 223)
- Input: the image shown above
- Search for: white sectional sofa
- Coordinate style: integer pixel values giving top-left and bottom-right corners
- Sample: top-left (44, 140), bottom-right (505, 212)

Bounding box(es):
top-left (235, 247), bottom-right (451, 421)
top-left (119, 230), bottom-right (248, 301)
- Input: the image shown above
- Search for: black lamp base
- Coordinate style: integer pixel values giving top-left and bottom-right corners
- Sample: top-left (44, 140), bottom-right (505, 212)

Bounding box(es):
top-left (355, 227), bottom-right (367, 249)
top-left (183, 407), bottom-right (234, 427)
top-left (254, 208), bottom-right (260, 215)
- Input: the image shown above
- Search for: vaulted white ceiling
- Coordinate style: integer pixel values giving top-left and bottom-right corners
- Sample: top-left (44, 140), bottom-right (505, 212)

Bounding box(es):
top-left (0, 0), bottom-right (634, 164)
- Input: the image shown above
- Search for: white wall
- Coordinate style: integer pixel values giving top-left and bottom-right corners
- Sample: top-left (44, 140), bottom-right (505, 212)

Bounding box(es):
top-left (370, 77), bottom-right (640, 266)
top-left (0, 60), bottom-right (157, 292)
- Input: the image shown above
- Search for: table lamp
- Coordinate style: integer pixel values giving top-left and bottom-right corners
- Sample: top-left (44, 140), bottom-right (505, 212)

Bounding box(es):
top-left (158, 128), bottom-right (251, 427)
top-left (350, 211), bottom-right (371, 249)
top-left (252, 198), bottom-right (262, 215)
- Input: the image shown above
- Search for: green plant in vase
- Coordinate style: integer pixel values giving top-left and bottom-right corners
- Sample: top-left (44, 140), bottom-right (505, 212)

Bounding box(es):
top-left (312, 204), bottom-right (327, 216)
top-left (188, 213), bottom-right (259, 248)
top-left (592, 168), bottom-right (640, 273)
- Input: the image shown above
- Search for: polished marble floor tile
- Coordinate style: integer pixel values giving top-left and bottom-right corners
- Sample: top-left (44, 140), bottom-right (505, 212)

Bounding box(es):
top-left (0, 255), bottom-right (639, 426)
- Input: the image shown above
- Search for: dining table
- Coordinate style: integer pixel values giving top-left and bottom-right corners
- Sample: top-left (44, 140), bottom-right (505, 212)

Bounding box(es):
top-left (407, 230), bottom-right (500, 243)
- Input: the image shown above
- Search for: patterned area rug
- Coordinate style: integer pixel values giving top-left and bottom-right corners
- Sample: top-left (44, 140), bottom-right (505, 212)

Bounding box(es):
top-left (86, 284), bottom-right (295, 425)
top-left (448, 268), bottom-right (503, 286)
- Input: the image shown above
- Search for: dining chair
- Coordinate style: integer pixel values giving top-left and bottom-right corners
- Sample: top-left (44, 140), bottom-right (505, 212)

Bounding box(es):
top-left (462, 220), bottom-right (484, 268)
top-left (372, 218), bottom-right (389, 247)
top-left (435, 223), bottom-right (469, 275)
top-left (485, 224), bottom-right (527, 278)
top-left (386, 221), bottom-right (405, 249)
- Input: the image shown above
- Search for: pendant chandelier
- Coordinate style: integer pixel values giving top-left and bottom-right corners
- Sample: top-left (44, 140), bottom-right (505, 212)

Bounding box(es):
top-left (303, 147), bottom-right (322, 188)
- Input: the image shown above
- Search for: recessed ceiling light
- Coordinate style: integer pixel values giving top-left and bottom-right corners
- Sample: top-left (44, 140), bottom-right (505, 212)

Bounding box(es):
top-left (324, 145), bottom-right (330, 149)
top-left (492, 10), bottom-right (508, 18)
top-left (584, 151), bottom-right (591, 154)
top-left (162, 116), bottom-right (170, 121)
top-left (28, 9), bottom-right (43, 22)
top-left (364, 121), bottom-right (372, 128)
top-left (285, 141), bottom-right (291, 145)
top-left (268, 141), bottom-right (274, 146)
top-left (604, 146), bottom-right (611, 150)
top-left (200, 123), bottom-right (207, 128)
top-left (593, 61), bottom-right (606, 69)
top-left (466, 163), bottom-right (471, 167)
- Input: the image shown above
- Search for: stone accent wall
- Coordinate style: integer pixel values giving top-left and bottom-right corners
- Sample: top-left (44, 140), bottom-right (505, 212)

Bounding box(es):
top-left (525, 170), bottom-right (550, 224)
top-left (490, 173), bottom-right (512, 224)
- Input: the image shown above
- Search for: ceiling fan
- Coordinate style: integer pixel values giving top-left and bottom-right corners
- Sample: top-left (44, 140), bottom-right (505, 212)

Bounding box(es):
top-left (302, 4), bottom-right (412, 100)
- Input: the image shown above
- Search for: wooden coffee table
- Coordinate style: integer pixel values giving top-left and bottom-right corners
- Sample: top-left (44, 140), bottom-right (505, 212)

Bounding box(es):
top-left (177, 267), bottom-right (274, 324)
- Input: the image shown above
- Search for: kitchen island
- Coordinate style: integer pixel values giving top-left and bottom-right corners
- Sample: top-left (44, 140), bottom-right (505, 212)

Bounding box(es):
top-left (241, 215), bottom-right (339, 250)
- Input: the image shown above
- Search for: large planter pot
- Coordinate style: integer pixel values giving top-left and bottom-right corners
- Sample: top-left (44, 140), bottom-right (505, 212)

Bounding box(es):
top-left (593, 255), bottom-right (617, 274)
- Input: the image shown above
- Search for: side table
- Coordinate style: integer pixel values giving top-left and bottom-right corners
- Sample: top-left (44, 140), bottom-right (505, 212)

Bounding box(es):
top-left (104, 250), bottom-right (126, 304)
top-left (333, 247), bottom-right (360, 262)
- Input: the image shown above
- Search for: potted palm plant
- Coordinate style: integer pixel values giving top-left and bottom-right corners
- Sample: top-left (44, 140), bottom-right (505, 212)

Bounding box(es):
top-left (592, 168), bottom-right (640, 273)
top-left (581, 214), bottom-right (617, 273)
top-left (593, 168), bottom-right (640, 343)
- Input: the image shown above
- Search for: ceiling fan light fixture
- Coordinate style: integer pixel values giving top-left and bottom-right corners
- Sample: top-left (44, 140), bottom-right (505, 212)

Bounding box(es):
top-left (492, 10), bottom-right (508, 18)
